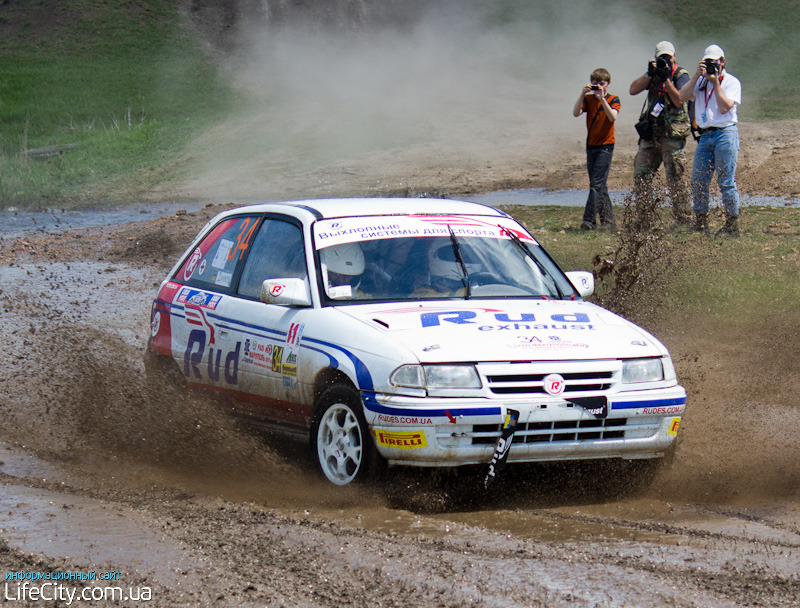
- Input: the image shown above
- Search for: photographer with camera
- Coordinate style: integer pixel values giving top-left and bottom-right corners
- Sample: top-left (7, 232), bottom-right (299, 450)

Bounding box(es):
top-left (629, 41), bottom-right (692, 227)
top-left (572, 68), bottom-right (621, 231)
top-left (679, 44), bottom-right (742, 236)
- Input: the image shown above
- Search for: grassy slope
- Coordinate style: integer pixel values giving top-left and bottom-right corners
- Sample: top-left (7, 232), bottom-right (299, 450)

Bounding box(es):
top-left (0, 0), bottom-right (233, 208)
top-left (1, 0), bottom-right (799, 207)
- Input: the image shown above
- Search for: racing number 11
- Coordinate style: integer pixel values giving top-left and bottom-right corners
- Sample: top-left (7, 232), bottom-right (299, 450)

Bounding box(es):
top-left (229, 217), bottom-right (258, 261)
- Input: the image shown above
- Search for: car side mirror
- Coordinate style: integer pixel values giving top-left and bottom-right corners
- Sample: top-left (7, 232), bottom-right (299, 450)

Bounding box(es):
top-left (261, 278), bottom-right (312, 307)
top-left (565, 271), bottom-right (594, 298)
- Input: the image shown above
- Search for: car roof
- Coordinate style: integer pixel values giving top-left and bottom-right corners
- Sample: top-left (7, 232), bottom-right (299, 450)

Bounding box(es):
top-left (215, 198), bottom-right (509, 222)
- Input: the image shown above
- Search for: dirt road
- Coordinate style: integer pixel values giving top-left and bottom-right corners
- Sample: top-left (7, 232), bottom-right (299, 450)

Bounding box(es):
top-left (2, 176), bottom-right (800, 606)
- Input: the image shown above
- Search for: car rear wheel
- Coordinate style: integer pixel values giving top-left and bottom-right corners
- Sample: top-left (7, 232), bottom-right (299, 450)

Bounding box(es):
top-left (312, 385), bottom-right (375, 486)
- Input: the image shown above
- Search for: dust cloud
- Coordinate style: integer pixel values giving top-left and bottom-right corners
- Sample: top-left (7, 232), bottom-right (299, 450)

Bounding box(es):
top-left (178, 1), bottom-right (664, 200)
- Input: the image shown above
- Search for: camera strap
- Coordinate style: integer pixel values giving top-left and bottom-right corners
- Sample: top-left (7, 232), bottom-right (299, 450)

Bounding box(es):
top-left (702, 74), bottom-right (723, 106)
top-left (586, 100), bottom-right (603, 147)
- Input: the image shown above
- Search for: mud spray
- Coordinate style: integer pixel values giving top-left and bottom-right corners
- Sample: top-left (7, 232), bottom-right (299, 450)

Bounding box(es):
top-left (591, 182), bottom-right (800, 506)
top-left (0, 262), bottom-right (387, 510)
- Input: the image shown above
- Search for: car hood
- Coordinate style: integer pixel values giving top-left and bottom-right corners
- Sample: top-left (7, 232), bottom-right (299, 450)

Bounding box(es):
top-left (335, 300), bottom-right (667, 362)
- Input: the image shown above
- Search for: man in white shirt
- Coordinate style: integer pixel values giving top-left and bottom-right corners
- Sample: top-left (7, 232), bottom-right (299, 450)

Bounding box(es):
top-left (679, 44), bottom-right (742, 236)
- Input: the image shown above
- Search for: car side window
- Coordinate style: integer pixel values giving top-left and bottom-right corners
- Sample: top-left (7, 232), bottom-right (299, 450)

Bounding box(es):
top-left (237, 218), bottom-right (308, 299)
top-left (176, 215), bottom-right (260, 290)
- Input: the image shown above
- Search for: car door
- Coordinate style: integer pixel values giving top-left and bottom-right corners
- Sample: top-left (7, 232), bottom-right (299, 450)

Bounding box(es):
top-left (226, 216), bottom-right (314, 435)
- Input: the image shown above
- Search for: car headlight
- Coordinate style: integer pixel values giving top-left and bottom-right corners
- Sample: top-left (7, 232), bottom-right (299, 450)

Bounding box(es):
top-left (390, 364), bottom-right (481, 389)
top-left (622, 358), bottom-right (666, 383)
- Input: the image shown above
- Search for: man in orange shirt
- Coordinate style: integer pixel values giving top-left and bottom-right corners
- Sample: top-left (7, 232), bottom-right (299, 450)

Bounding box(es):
top-left (573, 68), bottom-right (620, 231)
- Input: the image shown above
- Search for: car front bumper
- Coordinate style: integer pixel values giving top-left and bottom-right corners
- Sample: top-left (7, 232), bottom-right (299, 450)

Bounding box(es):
top-left (362, 387), bottom-right (686, 467)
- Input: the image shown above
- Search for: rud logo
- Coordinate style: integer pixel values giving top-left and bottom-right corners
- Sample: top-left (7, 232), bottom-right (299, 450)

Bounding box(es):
top-left (543, 373), bottom-right (566, 396)
top-left (183, 247), bottom-right (203, 281)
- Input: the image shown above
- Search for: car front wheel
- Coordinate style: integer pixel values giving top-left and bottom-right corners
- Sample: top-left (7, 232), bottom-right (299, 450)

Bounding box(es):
top-left (312, 386), bottom-right (375, 485)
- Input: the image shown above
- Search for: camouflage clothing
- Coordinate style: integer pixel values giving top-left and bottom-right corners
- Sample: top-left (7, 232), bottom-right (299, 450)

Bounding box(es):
top-left (633, 131), bottom-right (691, 222)
top-left (634, 66), bottom-right (692, 223)
top-left (637, 67), bottom-right (691, 139)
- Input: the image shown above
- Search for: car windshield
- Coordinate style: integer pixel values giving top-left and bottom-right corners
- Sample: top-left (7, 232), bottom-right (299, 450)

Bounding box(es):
top-left (313, 215), bottom-right (576, 303)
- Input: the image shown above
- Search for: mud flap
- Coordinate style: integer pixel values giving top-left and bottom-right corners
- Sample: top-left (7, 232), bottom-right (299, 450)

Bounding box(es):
top-left (483, 408), bottom-right (520, 489)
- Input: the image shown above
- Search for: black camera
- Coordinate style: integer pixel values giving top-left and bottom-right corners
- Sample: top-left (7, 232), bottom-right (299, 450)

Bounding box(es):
top-left (655, 55), bottom-right (671, 78)
top-left (590, 84), bottom-right (601, 90)
top-left (704, 59), bottom-right (719, 75)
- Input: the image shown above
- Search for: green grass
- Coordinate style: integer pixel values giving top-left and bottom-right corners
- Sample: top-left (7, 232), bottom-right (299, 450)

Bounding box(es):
top-left (0, 0), bottom-right (234, 209)
top-left (502, 204), bottom-right (800, 333)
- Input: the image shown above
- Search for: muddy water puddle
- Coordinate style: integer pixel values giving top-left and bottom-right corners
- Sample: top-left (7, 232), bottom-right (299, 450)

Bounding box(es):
top-left (4, 439), bottom-right (800, 599)
top-left (0, 485), bottom-right (191, 585)
top-left (0, 445), bottom-right (191, 585)
top-left (309, 497), bottom-right (800, 548)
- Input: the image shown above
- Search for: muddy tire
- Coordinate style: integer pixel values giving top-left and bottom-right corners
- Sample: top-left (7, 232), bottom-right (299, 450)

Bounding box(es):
top-left (311, 385), bottom-right (377, 486)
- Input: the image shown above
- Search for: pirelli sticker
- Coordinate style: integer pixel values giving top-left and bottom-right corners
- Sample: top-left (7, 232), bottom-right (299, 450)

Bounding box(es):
top-left (668, 417), bottom-right (681, 436)
top-left (374, 429), bottom-right (427, 449)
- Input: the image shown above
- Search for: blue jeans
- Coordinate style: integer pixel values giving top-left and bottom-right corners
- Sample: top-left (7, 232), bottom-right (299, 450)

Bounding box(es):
top-left (583, 144), bottom-right (615, 226)
top-left (691, 125), bottom-right (740, 216)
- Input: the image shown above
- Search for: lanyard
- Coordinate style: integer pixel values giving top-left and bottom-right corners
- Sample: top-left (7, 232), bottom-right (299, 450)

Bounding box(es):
top-left (702, 74), bottom-right (724, 108)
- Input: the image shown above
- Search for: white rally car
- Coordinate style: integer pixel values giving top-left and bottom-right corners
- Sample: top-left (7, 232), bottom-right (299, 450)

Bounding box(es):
top-left (146, 199), bottom-right (686, 486)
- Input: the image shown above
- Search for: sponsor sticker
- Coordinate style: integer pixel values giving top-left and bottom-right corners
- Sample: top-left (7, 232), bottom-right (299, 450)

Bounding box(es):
top-left (377, 414), bottom-right (433, 425)
top-left (212, 239), bottom-right (234, 269)
top-left (242, 338), bottom-right (274, 369)
top-left (313, 215), bottom-right (537, 248)
top-left (214, 271), bottom-right (233, 287)
top-left (286, 322), bottom-right (305, 345)
top-left (642, 405), bottom-right (685, 415)
top-left (272, 345), bottom-right (284, 373)
top-left (374, 429), bottom-right (427, 449)
top-left (177, 288), bottom-right (222, 310)
top-left (668, 417), bottom-right (681, 436)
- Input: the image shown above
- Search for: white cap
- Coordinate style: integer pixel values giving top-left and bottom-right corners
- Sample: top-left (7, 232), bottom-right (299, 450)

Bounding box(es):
top-left (703, 44), bottom-right (724, 60)
top-left (655, 41), bottom-right (675, 57)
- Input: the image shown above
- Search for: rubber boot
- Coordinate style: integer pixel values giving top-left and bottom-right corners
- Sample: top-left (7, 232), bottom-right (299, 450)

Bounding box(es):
top-left (693, 211), bottom-right (709, 234)
top-left (717, 213), bottom-right (740, 237)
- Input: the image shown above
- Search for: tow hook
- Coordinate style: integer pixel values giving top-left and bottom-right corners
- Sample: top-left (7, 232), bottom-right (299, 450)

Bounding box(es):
top-left (483, 408), bottom-right (520, 489)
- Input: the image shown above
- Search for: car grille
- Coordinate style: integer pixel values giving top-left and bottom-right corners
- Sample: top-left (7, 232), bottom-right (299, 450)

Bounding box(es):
top-left (479, 360), bottom-right (618, 396)
top-left (471, 418), bottom-right (627, 445)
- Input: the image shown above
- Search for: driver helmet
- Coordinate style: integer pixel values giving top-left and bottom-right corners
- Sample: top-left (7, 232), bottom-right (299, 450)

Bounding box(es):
top-left (428, 240), bottom-right (481, 281)
top-left (320, 242), bottom-right (365, 276)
